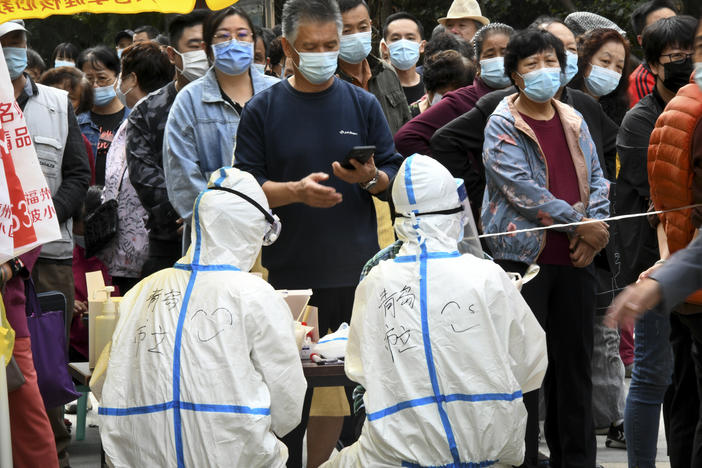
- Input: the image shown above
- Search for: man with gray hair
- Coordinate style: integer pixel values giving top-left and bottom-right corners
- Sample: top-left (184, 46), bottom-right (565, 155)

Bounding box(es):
top-left (234, 0), bottom-right (403, 465)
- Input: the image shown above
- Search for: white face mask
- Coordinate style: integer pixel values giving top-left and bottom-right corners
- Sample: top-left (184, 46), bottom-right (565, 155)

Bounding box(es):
top-left (114, 74), bottom-right (134, 108)
top-left (175, 49), bottom-right (210, 82)
top-left (430, 92), bottom-right (443, 106)
top-left (253, 63), bottom-right (266, 75)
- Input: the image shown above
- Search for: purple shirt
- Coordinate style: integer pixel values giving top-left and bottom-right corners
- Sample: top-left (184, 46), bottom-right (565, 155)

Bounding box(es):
top-left (394, 77), bottom-right (495, 157)
top-left (4, 248), bottom-right (41, 338)
top-left (521, 112), bottom-right (580, 266)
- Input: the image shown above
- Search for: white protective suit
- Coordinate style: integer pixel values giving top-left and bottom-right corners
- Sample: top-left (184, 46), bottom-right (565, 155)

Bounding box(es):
top-left (97, 168), bottom-right (307, 468)
top-left (323, 155), bottom-right (548, 468)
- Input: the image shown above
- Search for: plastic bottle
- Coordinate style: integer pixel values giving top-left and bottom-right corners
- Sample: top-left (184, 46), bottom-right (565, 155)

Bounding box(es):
top-left (94, 286), bottom-right (117, 358)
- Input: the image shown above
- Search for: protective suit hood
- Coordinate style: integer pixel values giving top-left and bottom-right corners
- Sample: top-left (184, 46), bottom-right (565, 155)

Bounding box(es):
top-left (392, 154), bottom-right (480, 257)
top-left (181, 167), bottom-right (272, 272)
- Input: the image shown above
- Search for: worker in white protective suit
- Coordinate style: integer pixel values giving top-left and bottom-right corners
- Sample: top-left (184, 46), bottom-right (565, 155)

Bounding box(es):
top-left (322, 155), bottom-right (548, 468)
top-left (94, 167), bottom-right (307, 468)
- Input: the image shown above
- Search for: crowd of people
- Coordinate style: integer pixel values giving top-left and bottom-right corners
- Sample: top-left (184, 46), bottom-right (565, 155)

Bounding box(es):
top-left (2, 0), bottom-right (702, 466)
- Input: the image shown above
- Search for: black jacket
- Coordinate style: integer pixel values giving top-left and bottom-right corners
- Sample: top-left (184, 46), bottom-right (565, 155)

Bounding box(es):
top-left (430, 87), bottom-right (618, 223)
top-left (615, 89), bottom-right (666, 285)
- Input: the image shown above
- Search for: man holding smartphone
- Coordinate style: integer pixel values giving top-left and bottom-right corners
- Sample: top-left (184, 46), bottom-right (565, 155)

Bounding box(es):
top-left (234, 1), bottom-right (402, 464)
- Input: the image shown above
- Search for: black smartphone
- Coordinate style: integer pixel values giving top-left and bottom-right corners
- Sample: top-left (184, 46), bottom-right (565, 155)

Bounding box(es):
top-left (341, 145), bottom-right (376, 170)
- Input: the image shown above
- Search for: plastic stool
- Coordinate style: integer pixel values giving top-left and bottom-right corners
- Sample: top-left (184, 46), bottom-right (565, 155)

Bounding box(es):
top-left (75, 384), bottom-right (90, 441)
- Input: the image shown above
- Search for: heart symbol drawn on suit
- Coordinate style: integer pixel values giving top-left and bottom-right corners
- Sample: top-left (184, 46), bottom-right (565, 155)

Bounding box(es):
top-left (191, 307), bottom-right (233, 342)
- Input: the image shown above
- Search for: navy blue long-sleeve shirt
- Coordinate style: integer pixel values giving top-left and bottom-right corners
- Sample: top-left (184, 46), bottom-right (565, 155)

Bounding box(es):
top-left (235, 78), bottom-right (403, 289)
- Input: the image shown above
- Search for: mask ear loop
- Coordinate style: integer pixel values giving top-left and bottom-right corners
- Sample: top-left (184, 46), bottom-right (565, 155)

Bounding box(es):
top-left (208, 186), bottom-right (280, 245)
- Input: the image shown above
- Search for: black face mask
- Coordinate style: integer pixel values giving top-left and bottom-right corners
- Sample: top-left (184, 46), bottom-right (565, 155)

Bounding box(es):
top-left (663, 57), bottom-right (693, 93)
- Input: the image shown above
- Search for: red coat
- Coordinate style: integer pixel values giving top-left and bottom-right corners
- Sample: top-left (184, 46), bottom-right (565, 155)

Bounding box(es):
top-left (648, 82), bottom-right (702, 304)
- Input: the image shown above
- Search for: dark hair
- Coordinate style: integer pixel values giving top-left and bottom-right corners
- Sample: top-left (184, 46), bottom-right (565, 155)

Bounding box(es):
top-left (26, 48), bottom-right (45, 73)
top-left (472, 23), bottom-right (514, 60)
top-left (120, 42), bottom-right (174, 94)
top-left (569, 28), bottom-right (631, 125)
top-left (631, 0), bottom-right (678, 37)
top-left (642, 15), bottom-right (697, 66)
top-left (282, 0), bottom-right (342, 44)
top-left (423, 49), bottom-right (474, 93)
top-left (268, 36), bottom-right (285, 67)
top-left (338, 0), bottom-right (369, 14)
top-left (50, 42), bottom-right (79, 67)
top-left (77, 45), bottom-right (121, 75)
top-left (424, 32), bottom-right (474, 61)
top-left (254, 26), bottom-right (276, 58)
top-left (134, 25), bottom-right (160, 39)
top-left (39, 66), bottom-right (94, 114)
top-left (272, 24), bottom-right (282, 37)
top-left (504, 29), bottom-right (566, 86)
top-left (168, 9), bottom-right (209, 50)
top-left (382, 12), bottom-right (424, 40)
top-left (155, 34), bottom-right (170, 47)
top-left (203, 7), bottom-right (257, 59)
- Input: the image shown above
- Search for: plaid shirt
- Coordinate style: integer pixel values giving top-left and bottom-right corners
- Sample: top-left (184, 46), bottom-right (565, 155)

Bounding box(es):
top-left (359, 240), bottom-right (403, 281)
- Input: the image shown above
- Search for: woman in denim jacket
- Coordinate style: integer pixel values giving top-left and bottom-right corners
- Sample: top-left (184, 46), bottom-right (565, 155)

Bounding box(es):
top-left (164, 7), bottom-right (279, 227)
top-left (481, 29), bottom-right (610, 468)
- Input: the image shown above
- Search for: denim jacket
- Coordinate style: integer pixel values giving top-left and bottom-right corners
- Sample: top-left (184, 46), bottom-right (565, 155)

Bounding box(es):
top-left (481, 94), bottom-right (610, 264)
top-left (164, 67), bottom-right (279, 220)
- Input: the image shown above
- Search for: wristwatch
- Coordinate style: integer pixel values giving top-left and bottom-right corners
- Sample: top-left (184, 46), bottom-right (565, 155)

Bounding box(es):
top-left (360, 168), bottom-right (379, 191)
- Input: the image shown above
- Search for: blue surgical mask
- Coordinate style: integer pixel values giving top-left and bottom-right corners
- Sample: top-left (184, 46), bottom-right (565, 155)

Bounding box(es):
top-left (293, 47), bottom-right (339, 85)
top-left (3, 47), bottom-right (28, 80)
top-left (54, 59), bottom-right (75, 68)
top-left (93, 83), bottom-right (117, 107)
top-left (518, 67), bottom-right (562, 103)
top-left (479, 57), bottom-right (511, 89)
top-left (212, 39), bottom-right (254, 76)
top-left (388, 39), bottom-right (420, 71)
top-left (695, 62), bottom-right (702, 92)
top-left (339, 31), bottom-right (371, 64)
top-left (560, 51), bottom-right (579, 86)
top-left (585, 64), bottom-right (621, 97)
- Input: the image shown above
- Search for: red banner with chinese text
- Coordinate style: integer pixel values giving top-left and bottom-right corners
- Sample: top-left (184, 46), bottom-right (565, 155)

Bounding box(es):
top-left (0, 46), bottom-right (61, 258)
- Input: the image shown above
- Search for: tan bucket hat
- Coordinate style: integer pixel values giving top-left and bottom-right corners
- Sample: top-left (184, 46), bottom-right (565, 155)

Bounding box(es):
top-left (438, 0), bottom-right (490, 26)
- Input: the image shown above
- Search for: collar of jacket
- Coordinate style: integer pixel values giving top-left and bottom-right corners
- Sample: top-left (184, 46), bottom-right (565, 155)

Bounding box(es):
top-left (502, 94), bottom-right (591, 209)
top-left (201, 66), bottom-right (271, 105)
top-left (336, 54), bottom-right (388, 82)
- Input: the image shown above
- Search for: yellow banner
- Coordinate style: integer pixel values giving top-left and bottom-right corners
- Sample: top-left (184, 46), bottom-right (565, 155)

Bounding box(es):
top-left (0, 0), bottom-right (203, 22)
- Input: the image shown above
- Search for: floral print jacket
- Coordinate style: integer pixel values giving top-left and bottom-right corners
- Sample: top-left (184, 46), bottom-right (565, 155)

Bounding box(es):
top-left (481, 94), bottom-right (610, 264)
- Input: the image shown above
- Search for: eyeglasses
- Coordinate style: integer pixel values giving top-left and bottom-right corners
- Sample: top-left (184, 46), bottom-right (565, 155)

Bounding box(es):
top-left (212, 29), bottom-right (253, 43)
top-left (660, 52), bottom-right (693, 64)
top-left (84, 74), bottom-right (115, 87)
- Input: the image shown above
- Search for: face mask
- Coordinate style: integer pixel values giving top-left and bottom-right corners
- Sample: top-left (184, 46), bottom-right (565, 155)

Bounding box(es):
top-left (114, 74), bottom-right (134, 108)
top-left (663, 57), bottom-right (694, 93)
top-left (479, 56), bottom-right (511, 89)
top-left (430, 92), bottom-right (442, 106)
top-left (94, 83), bottom-right (117, 107)
top-left (518, 67), bottom-right (561, 103)
top-left (695, 62), bottom-right (702, 92)
top-left (339, 31), bottom-right (371, 64)
top-left (174, 49), bottom-right (209, 82)
top-left (388, 39), bottom-right (420, 71)
top-left (211, 39), bottom-right (254, 76)
top-left (54, 59), bottom-right (75, 68)
top-left (585, 64), bottom-right (621, 97)
top-left (3, 47), bottom-right (28, 80)
top-left (253, 63), bottom-right (266, 75)
top-left (293, 47), bottom-right (339, 85)
top-left (560, 51), bottom-right (579, 86)
top-left (116, 48), bottom-right (124, 59)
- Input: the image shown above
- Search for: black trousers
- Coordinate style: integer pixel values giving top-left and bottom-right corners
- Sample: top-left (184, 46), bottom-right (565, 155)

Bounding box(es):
top-left (281, 286), bottom-right (357, 468)
top-left (498, 261), bottom-right (596, 468)
top-left (665, 310), bottom-right (702, 468)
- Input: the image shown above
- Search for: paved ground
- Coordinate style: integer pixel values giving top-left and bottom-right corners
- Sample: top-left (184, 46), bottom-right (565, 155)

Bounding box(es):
top-left (65, 385), bottom-right (670, 468)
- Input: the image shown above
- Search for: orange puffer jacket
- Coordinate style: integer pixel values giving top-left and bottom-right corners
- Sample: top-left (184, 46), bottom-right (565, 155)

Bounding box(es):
top-left (648, 82), bottom-right (702, 305)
